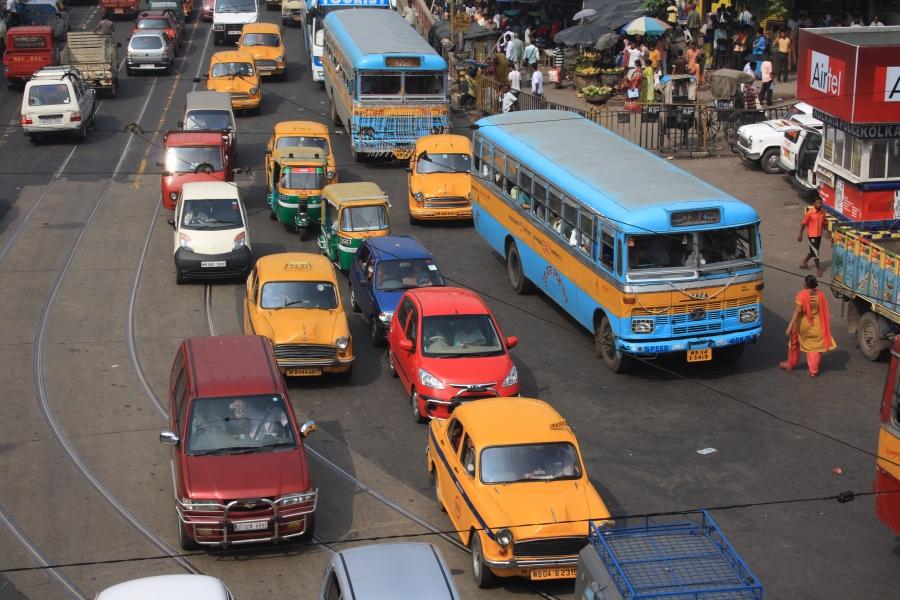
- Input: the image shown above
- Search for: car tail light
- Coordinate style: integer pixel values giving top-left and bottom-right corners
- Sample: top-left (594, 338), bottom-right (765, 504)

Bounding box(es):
top-left (162, 48), bottom-right (169, 59)
top-left (20, 114), bottom-right (32, 125)
top-left (785, 130), bottom-right (800, 143)
top-left (70, 112), bottom-right (82, 122)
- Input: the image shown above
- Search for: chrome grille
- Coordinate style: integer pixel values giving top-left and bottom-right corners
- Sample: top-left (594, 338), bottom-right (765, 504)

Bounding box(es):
top-left (274, 344), bottom-right (336, 360)
top-left (738, 134), bottom-right (751, 149)
top-left (256, 60), bottom-right (276, 71)
top-left (230, 92), bottom-right (251, 101)
top-left (631, 296), bottom-right (757, 317)
top-left (513, 536), bottom-right (587, 557)
top-left (423, 197), bottom-right (470, 209)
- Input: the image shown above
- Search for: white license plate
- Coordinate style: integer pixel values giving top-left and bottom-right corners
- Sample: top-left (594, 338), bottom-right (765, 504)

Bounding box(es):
top-left (233, 520), bottom-right (268, 532)
top-left (114, 8), bottom-right (123, 12)
top-left (201, 260), bottom-right (226, 268)
top-left (41, 118), bottom-right (62, 124)
top-left (139, 64), bottom-right (156, 69)
top-left (228, 30), bottom-right (242, 35)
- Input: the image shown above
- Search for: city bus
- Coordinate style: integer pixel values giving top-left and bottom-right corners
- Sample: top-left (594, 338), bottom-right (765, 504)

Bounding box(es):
top-left (322, 8), bottom-right (449, 161)
top-left (300, 0), bottom-right (394, 84)
top-left (876, 338), bottom-right (900, 535)
top-left (471, 110), bottom-right (764, 372)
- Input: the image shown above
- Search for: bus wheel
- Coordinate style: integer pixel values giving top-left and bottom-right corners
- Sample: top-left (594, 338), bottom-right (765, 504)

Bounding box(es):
top-left (596, 316), bottom-right (630, 373)
top-left (858, 312), bottom-right (889, 361)
top-left (506, 242), bottom-right (534, 295)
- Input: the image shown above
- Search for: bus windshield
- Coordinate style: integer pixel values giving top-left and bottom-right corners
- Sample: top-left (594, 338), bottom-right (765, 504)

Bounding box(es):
top-left (627, 225), bottom-right (758, 271)
top-left (359, 71), bottom-right (445, 96)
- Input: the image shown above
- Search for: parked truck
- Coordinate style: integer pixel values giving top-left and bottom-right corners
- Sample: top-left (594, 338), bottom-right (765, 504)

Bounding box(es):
top-left (830, 224), bottom-right (900, 361)
top-left (59, 32), bottom-right (120, 97)
top-left (575, 511), bottom-right (764, 600)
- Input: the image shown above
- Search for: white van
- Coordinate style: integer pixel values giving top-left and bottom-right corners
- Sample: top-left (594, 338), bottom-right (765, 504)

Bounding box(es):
top-left (169, 181), bottom-right (252, 284)
top-left (21, 67), bottom-right (96, 142)
top-left (212, 0), bottom-right (259, 45)
top-left (181, 90), bottom-right (237, 154)
top-left (96, 575), bottom-right (235, 600)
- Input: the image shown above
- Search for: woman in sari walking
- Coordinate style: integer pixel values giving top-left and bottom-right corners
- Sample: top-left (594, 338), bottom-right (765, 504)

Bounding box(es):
top-left (780, 275), bottom-right (837, 377)
top-left (640, 61), bottom-right (655, 103)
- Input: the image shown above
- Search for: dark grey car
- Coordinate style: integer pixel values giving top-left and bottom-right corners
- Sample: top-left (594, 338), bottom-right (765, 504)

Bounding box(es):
top-left (126, 31), bottom-right (174, 75)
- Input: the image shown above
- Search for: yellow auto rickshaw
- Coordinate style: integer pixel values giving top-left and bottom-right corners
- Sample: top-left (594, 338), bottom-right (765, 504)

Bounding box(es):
top-left (317, 182), bottom-right (391, 271)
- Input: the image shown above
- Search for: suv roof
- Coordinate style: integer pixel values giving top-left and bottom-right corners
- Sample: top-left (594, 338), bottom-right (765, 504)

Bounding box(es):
top-left (97, 575), bottom-right (230, 600)
top-left (31, 66), bottom-right (82, 80)
top-left (183, 336), bottom-right (282, 399)
top-left (181, 180), bottom-right (239, 200)
top-left (336, 543), bottom-right (460, 599)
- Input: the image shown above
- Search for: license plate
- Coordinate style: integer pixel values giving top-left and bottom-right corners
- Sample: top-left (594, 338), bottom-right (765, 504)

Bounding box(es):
top-left (233, 520), bottom-right (268, 532)
top-left (114, 8), bottom-right (123, 12)
top-left (687, 348), bottom-right (712, 362)
top-left (228, 30), bottom-right (242, 35)
top-left (41, 118), bottom-right (62, 124)
top-left (139, 64), bottom-right (156, 69)
top-left (201, 260), bottom-right (226, 268)
top-left (287, 368), bottom-right (322, 377)
top-left (530, 568), bottom-right (576, 580)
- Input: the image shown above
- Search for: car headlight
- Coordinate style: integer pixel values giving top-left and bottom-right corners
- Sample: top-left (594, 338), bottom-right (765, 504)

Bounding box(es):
top-left (179, 232), bottom-right (193, 252)
top-left (233, 231), bottom-right (246, 250)
top-left (739, 307), bottom-right (758, 323)
top-left (279, 491), bottom-right (315, 506)
top-left (181, 497), bottom-right (219, 511)
top-left (214, 23), bottom-right (224, 30)
top-left (378, 311), bottom-right (393, 324)
top-left (419, 369), bottom-right (445, 390)
top-left (326, 169), bottom-right (335, 180)
top-left (632, 318), bottom-right (654, 334)
top-left (335, 336), bottom-right (349, 350)
top-left (501, 365), bottom-right (518, 387)
top-left (414, 192), bottom-right (424, 202)
top-left (168, 192), bottom-right (178, 201)
top-left (249, 86), bottom-right (259, 95)
top-left (495, 528), bottom-right (514, 546)
top-left (275, 55), bottom-right (284, 63)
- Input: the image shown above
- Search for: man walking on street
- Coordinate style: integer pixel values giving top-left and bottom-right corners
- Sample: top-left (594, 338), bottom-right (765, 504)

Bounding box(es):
top-left (523, 39), bottom-right (539, 72)
top-left (773, 30), bottom-right (790, 82)
top-left (759, 55), bottom-right (773, 106)
top-left (94, 16), bottom-right (115, 35)
top-left (685, 4), bottom-right (700, 43)
top-left (799, 199), bottom-right (826, 277)
top-left (553, 45), bottom-right (565, 88)
top-left (530, 65), bottom-right (543, 99)
top-left (507, 64), bottom-right (521, 92)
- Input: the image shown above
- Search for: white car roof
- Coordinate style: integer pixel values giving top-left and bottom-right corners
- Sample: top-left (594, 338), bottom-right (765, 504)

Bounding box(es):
top-left (97, 575), bottom-right (230, 600)
top-left (791, 113), bottom-right (823, 128)
top-left (794, 101), bottom-right (813, 114)
top-left (181, 180), bottom-right (241, 200)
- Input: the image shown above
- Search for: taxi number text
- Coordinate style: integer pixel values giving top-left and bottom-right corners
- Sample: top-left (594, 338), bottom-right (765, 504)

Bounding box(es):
top-left (687, 349), bottom-right (712, 362)
top-left (287, 368), bottom-right (322, 377)
top-left (530, 568), bottom-right (576, 580)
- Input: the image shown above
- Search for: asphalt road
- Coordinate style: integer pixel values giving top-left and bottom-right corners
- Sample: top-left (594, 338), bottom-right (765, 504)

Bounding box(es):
top-left (0, 5), bottom-right (898, 600)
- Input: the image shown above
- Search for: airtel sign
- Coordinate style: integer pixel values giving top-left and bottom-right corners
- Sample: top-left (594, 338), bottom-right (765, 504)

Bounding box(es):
top-left (809, 51), bottom-right (845, 96)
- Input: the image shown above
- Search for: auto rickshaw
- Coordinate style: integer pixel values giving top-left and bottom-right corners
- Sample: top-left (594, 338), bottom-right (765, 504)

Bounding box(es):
top-left (267, 147), bottom-right (327, 235)
top-left (265, 120), bottom-right (336, 184)
top-left (317, 182), bottom-right (391, 271)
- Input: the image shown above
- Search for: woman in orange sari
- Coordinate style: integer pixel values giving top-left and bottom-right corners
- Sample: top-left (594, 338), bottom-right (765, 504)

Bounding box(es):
top-left (685, 42), bottom-right (702, 86)
top-left (780, 275), bottom-right (837, 377)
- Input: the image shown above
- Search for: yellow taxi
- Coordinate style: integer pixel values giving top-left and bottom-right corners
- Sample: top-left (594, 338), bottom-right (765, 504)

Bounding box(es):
top-left (407, 134), bottom-right (473, 224)
top-left (206, 50), bottom-right (261, 114)
top-left (426, 397), bottom-right (611, 588)
top-left (237, 22), bottom-right (286, 78)
top-left (265, 121), bottom-right (337, 185)
top-left (243, 253), bottom-right (354, 378)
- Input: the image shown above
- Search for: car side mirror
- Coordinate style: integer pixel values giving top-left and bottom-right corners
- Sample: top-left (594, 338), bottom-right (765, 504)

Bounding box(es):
top-left (506, 336), bottom-right (518, 349)
top-left (233, 167), bottom-right (243, 174)
top-left (398, 339), bottom-right (413, 352)
top-left (177, 120), bottom-right (184, 128)
top-left (192, 76), bottom-right (201, 83)
top-left (159, 430), bottom-right (180, 445)
top-left (167, 218), bottom-right (176, 228)
top-left (300, 420), bottom-right (317, 438)
top-left (405, 167), bottom-right (412, 173)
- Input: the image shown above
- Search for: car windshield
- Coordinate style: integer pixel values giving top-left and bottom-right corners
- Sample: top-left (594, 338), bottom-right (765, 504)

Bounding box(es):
top-left (340, 205), bottom-right (389, 232)
top-left (27, 83), bottom-right (70, 106)
top-left (138, 18), bottom-right (171, 29)
top-left (375, 259), bottom-right (443, 291)
top-left (417, 152), bottom-right (471, 174)
top-left (186, 395), bottom-right (296, 455)
top-left (215, 0), bottom-right (255, 12)
top-left (280, 166), bottom-right (324, 191)
top-left (260, 281), bottom-right (338, 309)
top-left (242, 33), bottom-right (280, 47)
top-left (166, 146), bottom-right (224, 173)
top-left (276, 136), bottom-right (329, 154)
top-left (628, 226), bottom-right (758, 271)
top-left (480, 443), bottom-right (583, 484)
top-left (181, 198), bottom-right (243, 229)
top-left (131, 35), bottom-right (164, 50)
top-left (421, 314), bottom-right (503, 357)
top-left (184, 110), bottom-right (232, 131)
top-left (211, 62), bottom-right (254, 78)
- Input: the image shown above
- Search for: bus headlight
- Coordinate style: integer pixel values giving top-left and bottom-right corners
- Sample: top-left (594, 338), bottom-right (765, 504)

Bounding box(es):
top-left (632, 318), bottom-right (654, 334)
top-left (739, 307), bottom-right (758, 323)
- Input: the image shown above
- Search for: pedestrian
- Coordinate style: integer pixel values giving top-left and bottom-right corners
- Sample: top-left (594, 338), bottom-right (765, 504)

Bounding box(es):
top-left (870, 15), bottom-right (884, 26)
top-left (530, 65), bottom-right (543, 99)
top-left (507, 32), bottom-right (524, 71)
top-left (648, 43), bottom-right (661, 72)
top-left (759, 55), bottom-right (773, 105)
top-left (671, 48), bottom-right (687, 74)
top-left (553, 45), bottom-right (565, 89)
top-left (714, 24), bottom-right (728, 69)
top-left (403, 0), bottom-right (417, 26)
top-left (743, 80), bottom-right (760, 110)
top-left (462, 67), bottom-right (478, 109)
top-left (780, 275), bottom-right (836, 377)
top-left (523, 39), bottom-right (539, 72)
top-left (739, 6), bottom-right (753, 27)
top-left (640, 60), bottom-right (655, 103)
top-left (685, 4), bottom-right (700, 43)
top-left (626, 41), bottom-right (642, 69)
top-left (501, 84), bottom-right (517, 113)
top-left (494, 51), bottom-right (509, 86)
top-left (799, 198), bottom-right (827, 277)
top-left (666, 1), bottom-right (679, 30)
top-left (751, 27), bottom-right (767, 58)
top-left (655, 35), bottom-right (669, 75)
top-left (94, 15), bottom-right (115, 35)
top-left (507, 64), bottom-right (521, 91)
top-left (773, 30), bottom-right (790, 82)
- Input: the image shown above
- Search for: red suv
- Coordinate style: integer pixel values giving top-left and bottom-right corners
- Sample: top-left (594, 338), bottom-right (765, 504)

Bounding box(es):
top-left (160, 130), bottom-right (236, 210)
top-left (159, 335), bottom-right (318, 549)
top-left (388, 287), bottom-right (520, 423)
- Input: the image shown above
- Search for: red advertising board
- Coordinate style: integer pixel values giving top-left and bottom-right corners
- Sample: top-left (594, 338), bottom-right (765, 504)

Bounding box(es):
top-left (798, 27), bottom-right (900, 124)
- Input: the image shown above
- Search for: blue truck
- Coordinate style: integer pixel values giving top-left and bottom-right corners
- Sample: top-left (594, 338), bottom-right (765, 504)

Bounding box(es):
top-left (575, 511), bottom-right (764, 600)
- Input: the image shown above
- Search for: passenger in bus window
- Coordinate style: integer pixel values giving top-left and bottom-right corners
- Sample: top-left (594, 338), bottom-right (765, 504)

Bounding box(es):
top-left (550, 213), bottom-right (562, 235)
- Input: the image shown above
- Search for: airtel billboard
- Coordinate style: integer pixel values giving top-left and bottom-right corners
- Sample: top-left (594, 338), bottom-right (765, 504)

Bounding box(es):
top-left (798, 27), bottom-right (900, 124)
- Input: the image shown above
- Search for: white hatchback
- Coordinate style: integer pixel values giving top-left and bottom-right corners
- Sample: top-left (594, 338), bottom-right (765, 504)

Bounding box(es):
top-left (21, 67), bottom-right (97, 142)
top-left (169, 181), bottom-right (252, 284)
top-left (97, 574), bottom-right (235, 600)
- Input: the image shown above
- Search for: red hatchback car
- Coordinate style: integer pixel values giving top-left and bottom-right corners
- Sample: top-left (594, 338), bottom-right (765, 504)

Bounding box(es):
top-left (388, 287), bottom-right (520, 423)
top-left (159, 335), bottom-right (318, 549)
top-left (160, 130), bottom-right (235, 210)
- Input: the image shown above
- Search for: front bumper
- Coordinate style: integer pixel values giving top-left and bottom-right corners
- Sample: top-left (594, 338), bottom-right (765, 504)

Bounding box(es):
top-left (127, 59), bottom-right (171, 71)
top-left (736, 143), bottom-right (762, 162)
top-left (619, 326), bottom-right (761, 355)
top-left (483, 555), bottom-right (579, 570)
top-left (174, 246), bottom-right (251, 281)
top-left (178, 492), bottom-right (316, 546)
top-left (419, 383), bottom-right (518, 419)
top-left (229, 94), bottom-right (261, 110)
top-left (409, 199), bottom-right (473, 221)
top-left (277, 356), bottom-right (355, 375)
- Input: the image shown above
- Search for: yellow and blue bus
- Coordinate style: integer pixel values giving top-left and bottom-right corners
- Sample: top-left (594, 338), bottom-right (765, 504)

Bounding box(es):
top-left (471, 110), bottom-right (764, 372)
top-left (322, 8), bottom-right (449, 161)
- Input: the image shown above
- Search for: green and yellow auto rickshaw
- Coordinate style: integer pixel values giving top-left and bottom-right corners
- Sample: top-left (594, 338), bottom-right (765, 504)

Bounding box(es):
top-left (267, 147), bottom-right (328, 235)
top-left (318, 182), bottom-right (392, 271)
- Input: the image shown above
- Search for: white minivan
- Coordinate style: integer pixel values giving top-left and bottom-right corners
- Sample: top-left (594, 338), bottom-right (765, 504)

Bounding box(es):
top-left (21, 67), bottom-right (97, 142)
top-left (212, 0), bottom-right (259, 45)
top-left (169, 181), bottom-right (252, 284)
top-left (96, 574), bottom-right (235, 600)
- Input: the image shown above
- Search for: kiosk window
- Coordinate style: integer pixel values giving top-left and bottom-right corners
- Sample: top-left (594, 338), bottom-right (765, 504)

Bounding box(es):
top-left (870, 139), bottom-right (887, 178)
top-left (889, 140), bottom-right (900, 179)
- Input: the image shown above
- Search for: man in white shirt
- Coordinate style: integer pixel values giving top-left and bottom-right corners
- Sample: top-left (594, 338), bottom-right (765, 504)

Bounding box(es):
top-left (501, 85), bottom-right (517, 113)
top-left (530, 67), bottom-right (543, 98)
top-left (626, 42), bottom-right (642, 69)
top-left (507, 65), bottom-right (521, 91)
top-left (870, 16), bottom-right (885, 25)
top-left (523, 40), bottom-right (539, 71)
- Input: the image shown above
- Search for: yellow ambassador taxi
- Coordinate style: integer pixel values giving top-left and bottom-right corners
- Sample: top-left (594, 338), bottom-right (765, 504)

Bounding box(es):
top-left (206, 50), bottom-right (261, 114)
top-left (237, 22), bottom-right (286, 78)
top-left (243, 253), bottom-right (354, 379)
top-left (426, 397), bottom-right (611, 588)
top-left (407, 134), bottom-right (473, 224)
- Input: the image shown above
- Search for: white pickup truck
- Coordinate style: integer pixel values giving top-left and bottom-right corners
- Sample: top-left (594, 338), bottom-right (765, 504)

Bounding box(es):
top-left (735, 101), bottom-right (819, 174)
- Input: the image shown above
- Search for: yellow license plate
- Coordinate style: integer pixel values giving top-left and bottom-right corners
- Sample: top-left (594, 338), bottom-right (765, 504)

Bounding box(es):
top-left (530, 568), bottom-right (576, 580)
top-left (687, 349), bottom-right (712, 362)
top-left (286, 368), bottom-right (322, 377)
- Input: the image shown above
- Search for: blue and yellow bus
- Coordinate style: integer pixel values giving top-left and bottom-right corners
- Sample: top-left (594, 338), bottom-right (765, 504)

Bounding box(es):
top-left (300, 0), bottom-right (393, 84)
top-left (322, 8), bottom-right (449, 161)
top-left (471, 110), bottom-right (763, 372)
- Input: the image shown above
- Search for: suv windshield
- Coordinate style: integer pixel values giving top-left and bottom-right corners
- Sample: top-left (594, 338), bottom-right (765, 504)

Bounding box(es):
top-left (417, 152), bottom-right (470, 174)
top-left (280, 166), bottom-right (324, 190)
top-left (374, 259), bottom-right (443, 291)
top-left (276, 136), bottom-right (329, 154)
top-left (260, 281), bottom-right (337, 309)
top-left (421, 314), bottom-right (503, 357)
top-left (184, 110), bottom-right (232, 131)
top-left (627, 226), bottom-right (758, 271)
top-left (166, 146), bottom-right (224, 173)
top-left (480, 443), bottom-right (582, 484)
top-left (27, 83), bottom-right (70, 106)
top-left (340, 205), bottom-right (389, 232)
top-left (186, 395), bottom-right (296, 455)
top-left (242, 33), bottom-right (279, 47)
top-left (211, 62), bottom-right (254, 78)
top-left (215, 0), bottom-right (255, 12)
top-left (181, 198), bottom-right (243, 229)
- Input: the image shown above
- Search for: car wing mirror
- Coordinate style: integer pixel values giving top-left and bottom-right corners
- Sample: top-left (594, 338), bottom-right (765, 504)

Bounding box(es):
top-left (506, 335), bottom-right (518, 349)
top-left (167, 218), bottom-right (176, 229)
top-left (398, 339), bottom-right (413, 352)
top-left (300, 420), bottom-right (317, 438)
top-left (405, 166), bottom-right (412, 173)
top-left (177, 120), bottom-right (184, 128)
top-left (159, 430), bottom-right (180, 445)
top-left (233, 167), bottom-right (243, 174)
top-left (466, 463), bottom-right (475, 475)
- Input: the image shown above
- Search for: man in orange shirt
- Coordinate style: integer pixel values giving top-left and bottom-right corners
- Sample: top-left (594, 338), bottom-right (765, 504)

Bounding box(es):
top-left (798, 199), bottom-right (826, 276)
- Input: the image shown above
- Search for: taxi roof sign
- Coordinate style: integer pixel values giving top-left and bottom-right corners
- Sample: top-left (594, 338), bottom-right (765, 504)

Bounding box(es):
top-left (285, 261), bottom-right (313, 270)
top-left (549, 420), bottom-right (569, 431)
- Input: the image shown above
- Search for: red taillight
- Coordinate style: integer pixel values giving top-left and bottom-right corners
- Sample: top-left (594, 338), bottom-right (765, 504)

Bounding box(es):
top-left (20, 115), bottom-right (32, 125)
top-left (785, 130), bottom-right (800, 143)
top-left (70, 112), bottom-right (82, 122)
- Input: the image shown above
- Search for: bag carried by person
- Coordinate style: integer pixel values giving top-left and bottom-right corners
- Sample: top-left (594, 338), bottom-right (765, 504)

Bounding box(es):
top-left (548, 68), bottom-right (560, 83)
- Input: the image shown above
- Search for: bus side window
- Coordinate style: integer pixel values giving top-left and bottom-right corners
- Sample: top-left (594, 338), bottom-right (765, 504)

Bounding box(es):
top-left (493, 150), bottom-right (507, 191)
top-left (504, 155), bottom-right (518, 197)
top-left (532, 179), bottom-right (547, 222)
top-left (472, 136), bottom-right (482, 172)
top-left (578, 212), bottom-right (595, 258)
top-left (547, 188), bottom-right (563, 236)
top-left (562, 200), bottom-right (578, 247)
top-left (600, 226), bottom-right (615, 271)
top-left (616, 239), bottom-right (623, 275)
top-left (514, 168), bottom-right (533, 211)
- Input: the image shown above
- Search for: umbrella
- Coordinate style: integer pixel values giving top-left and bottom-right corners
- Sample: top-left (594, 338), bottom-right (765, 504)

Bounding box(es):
top-left (554, 20), bottom-right (612, 46)
top-left (594, 31), bottom-right (619, 51)
top-left (621, 16), bottom-right (671, 36)
top-left (572, 8), bottom-right (597, 21)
